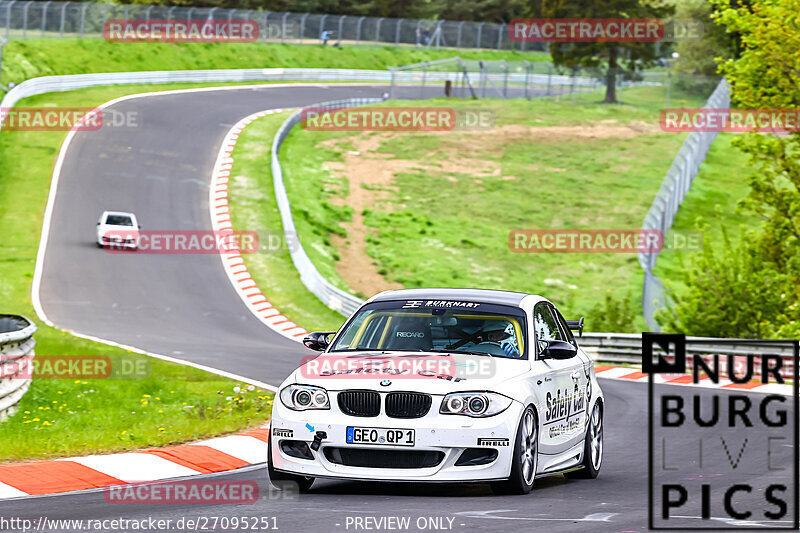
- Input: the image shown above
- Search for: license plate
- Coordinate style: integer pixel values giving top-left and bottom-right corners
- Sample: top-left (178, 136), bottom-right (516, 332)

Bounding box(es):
top-left (346, 427), bottom-right (415, 446)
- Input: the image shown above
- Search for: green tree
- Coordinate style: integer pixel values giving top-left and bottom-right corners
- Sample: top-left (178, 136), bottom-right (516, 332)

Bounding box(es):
top-left (539, 0), bottom-right (673, 103)
top-left (659, 0), bottom-right (800, 338)
top-left (588, 291), bottom-right (636, 333)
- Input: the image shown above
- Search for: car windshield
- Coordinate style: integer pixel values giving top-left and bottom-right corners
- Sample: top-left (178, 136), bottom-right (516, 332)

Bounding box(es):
top-left (105, 215), bottom-right (133, 226)
top-left (329, 300), bottom-right (527, 359)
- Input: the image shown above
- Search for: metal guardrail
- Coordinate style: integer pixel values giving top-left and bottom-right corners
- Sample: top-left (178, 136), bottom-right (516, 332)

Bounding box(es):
top-left (580, 333), bottom-right (795, 379)
top-left (0, 0), bottom-right (542, 52)
top-left (0, 314), bottom-right (36, 420)
top-left (0, 68), bottom-right (403, 116)
top-left (271, 98), bottom-right (385, 317)
top-left (639, 78), bottom-right (730, 330)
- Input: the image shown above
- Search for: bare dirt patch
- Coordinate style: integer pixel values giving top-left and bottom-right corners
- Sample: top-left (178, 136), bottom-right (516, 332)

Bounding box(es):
top-left (320, 122), bottom-right (660, 296)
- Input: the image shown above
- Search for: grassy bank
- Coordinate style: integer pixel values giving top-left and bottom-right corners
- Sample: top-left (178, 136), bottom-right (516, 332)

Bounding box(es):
top-left (1, 39), bottom-right (548, 87)
top-left (273, 89), bottom-right (714, 331)
top-left (0, 82), bottom-right (281, 462)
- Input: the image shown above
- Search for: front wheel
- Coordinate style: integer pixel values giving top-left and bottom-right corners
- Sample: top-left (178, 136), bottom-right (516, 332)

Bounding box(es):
top-left (267, 442), bottom-right (315, 492)
top-left (491, 406), bottom-right (537, 495)
top-left (566, 401), bottom-right (603, 479)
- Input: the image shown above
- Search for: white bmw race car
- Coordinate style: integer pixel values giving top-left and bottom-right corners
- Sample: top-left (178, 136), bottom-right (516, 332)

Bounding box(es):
top-left (269, 288), bottom-right (604, 494)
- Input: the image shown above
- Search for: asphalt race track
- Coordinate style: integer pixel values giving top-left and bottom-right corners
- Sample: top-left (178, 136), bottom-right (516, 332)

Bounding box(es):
top-left (2, 381), bottom-right (793, 532)
top-left (14, 84), bottom-right (796, 531)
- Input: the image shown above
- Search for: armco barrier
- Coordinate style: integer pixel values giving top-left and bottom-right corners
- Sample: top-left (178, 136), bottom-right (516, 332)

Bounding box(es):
top-left (580, 332), bottom-right (795, 380)
top-left (639, 78), bottom-right (730, 330)
top-left (0, 315), bottom-right (36, 420)
top-left (0, 68), bottom-right (398, 116)
top-left (271, 98), bottom-right (385, 317)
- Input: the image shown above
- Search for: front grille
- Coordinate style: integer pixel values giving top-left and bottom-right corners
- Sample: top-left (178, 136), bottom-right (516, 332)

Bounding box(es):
top-left (385, 392), bottom-right (431, 418)
top-left (338, 390), bottom-right (381, 417)
top-left (324, 447), bottom-right (444, 469)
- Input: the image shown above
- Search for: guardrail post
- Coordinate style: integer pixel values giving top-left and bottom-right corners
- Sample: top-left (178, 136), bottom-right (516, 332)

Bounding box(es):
top-left (394, 18), bottom-right (402, 48)
top-left (41, 1), bottom-right (51, 38)
top-left (375, 17), bottom-right (382, 44)
top-left (476, 22), bottom-right (484, 49)
top-left (503, 60), bottom-right (508, 98)
top-left (59, 1), bottom-right (67, 37)
top-left (415, 19), bottom-right (422, 46)
top-left (22, 1), bottom-right (32, 39)
top-left (123, 4), bottom-right (129, 24)
top-left (496, 23), bottom-right (504, 49)
top-left (5, 1), bottom-right (16, 40)
top-left (299, 13), bottom-right (309, 44)
top-left (337, 15), bottom-right (344, 46)
top-left (145, 5), bottom-right (155, 24)
top-left (79, 2), bottom-right (87, 38)
top-left (546, 62), bottom-right (552, 96)
top-left (523, 60), bottom-right (530, 99)
top-left (166, 5), bottom-right (175, 23)
top-left (389, 66), bottom-right (395, 99)
top-left (262, 12), bottom-right (270, 41)
top-left (281, 12), bottom-right (289, 44)
top-left (456, 21), bottom-right (465, 49)
top-left (355, 16), bottom-right (365, 45)
top-left (420, 63), bottom-right (426, 98)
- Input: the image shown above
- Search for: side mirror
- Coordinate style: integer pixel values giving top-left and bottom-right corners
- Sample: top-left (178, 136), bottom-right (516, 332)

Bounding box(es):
top-left (566, 317), bottom-right (584, 337)
top-left (303, 331), bottom-right (336, 352)
top-left (96, 222), bottom-right (101, 225)
top-left (540, 339), bottom-right (578, 360)
top-left (138, 224), bottom-right (142, 229)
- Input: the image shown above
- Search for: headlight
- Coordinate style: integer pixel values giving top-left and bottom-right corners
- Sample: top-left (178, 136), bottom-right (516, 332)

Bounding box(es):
top-left (280, 385), bottom-right (330, 411)
top-left (439, 392), bottom-right (512, 417)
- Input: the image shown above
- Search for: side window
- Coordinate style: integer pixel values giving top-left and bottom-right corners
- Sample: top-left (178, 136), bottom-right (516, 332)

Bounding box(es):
top-left (533, 304), bottom-right (565, 343)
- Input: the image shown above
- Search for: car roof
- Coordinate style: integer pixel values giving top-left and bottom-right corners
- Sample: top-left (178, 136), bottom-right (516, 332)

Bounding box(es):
top-left (368, 288), bottom-right (540, 307)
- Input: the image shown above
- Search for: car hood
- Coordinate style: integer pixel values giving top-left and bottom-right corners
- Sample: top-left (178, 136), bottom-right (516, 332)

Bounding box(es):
top-left (288, 351), bottom-right (530, 395)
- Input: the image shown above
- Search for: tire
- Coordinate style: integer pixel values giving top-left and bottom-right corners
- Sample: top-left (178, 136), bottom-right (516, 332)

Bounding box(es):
top-left (267, 441), bottom-right (315, 492)
top-left (566, 401), bottom-right (603, 479)
top-left (491, 406), bottom-right (537, 495)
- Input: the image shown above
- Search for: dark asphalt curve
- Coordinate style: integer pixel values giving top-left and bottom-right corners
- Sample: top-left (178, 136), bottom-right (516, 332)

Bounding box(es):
top-left (37, 84), bottom-right (447, 385)
top-left (1, 380), bottom-right (794, 532)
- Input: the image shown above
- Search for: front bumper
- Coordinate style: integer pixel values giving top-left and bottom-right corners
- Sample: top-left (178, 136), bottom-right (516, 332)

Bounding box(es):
top-left (98, 236), bottom-right (137, 249)
top-left (270, 397), bottom-right (523, 482)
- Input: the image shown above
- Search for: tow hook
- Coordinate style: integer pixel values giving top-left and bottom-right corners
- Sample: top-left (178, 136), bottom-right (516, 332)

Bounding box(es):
top-left (311, 431), bottom-right (327, 452)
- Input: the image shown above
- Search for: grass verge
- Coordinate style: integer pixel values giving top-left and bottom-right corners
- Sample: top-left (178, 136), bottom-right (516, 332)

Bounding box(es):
top-left (275, 87), bottom-right (709, 331)
top-left (0, 82), bottom-right (285, 463)
top-left (2, 39), bottom-right (548, 87)
top-left (226, 112), bottom-right (347, 332)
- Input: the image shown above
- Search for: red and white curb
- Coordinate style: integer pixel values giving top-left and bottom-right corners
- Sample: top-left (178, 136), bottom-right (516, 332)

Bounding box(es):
top-left (209, 109), bottom-right (308, 343)
top-left (594, 365), bottom-right (793, 396)
top-left (0, 426), bottom-right (270, 499)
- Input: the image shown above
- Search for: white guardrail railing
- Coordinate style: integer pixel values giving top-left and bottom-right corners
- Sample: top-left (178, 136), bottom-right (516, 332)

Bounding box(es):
top-left (0, 315), bottom-right (36, 420)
